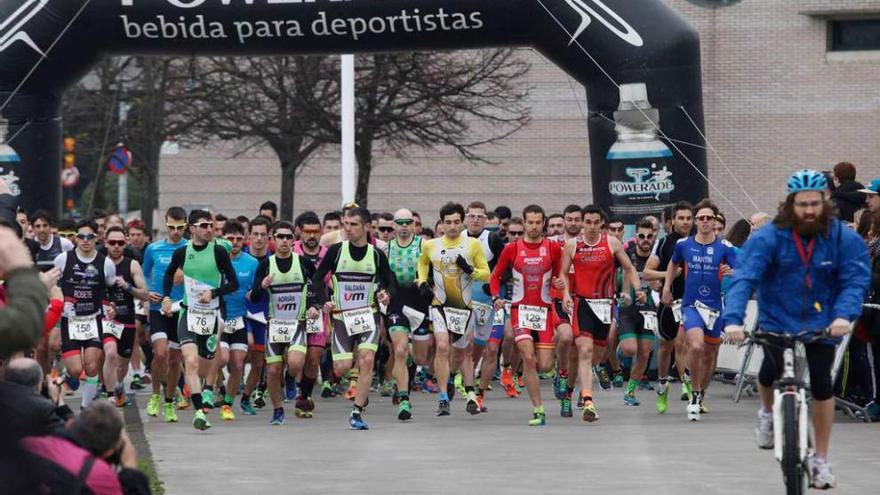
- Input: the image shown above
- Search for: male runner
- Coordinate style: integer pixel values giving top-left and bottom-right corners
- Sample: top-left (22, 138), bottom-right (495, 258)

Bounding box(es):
top-left (490, 205), bottom-right (561, 426)
top-left (218, 220), bottom-right (259, 421)
top-left (310, 207), bottom-right (396, 430)
top-left (384, 208), bottom-right (427, 420)
top-left (31, 210), bottom-right (73, 272)
top-left (417, 202), bottom-right (490, 417)
top-left (54, 219), bottom-right (117, 409)
top-left (547, 214), bottom-right (564, 237)
top-left (143, 207), bottom-right (188, 422)
top-left (643, 201), bottom-right (694, 413)
top-left (560, 205), bottom-right (643, 422)
top-left (241, 215), bottom-right (272, 413)
top-left (102, 226), bottom-right (149, 408)
top-left (618, 218), bottom-right (658, 406)
top-left (662, 199), bottom-right (736, 421)
top-left (725, 169), bottom-right (870, 488)
top-left (162, 210), bottom-right (239, 431)
top-left (250, 221), bottom-right (317, 425)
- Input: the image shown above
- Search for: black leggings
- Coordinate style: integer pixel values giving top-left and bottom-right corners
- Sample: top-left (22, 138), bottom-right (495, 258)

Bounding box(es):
top-left (758, 340), bottom-right (836, 401)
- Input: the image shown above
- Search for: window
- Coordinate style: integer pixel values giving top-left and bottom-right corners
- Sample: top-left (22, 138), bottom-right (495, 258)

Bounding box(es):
top-left (829, 19), bottom-right (880, 51)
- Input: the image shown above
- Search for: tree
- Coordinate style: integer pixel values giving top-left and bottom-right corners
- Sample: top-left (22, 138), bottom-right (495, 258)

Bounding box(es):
top-left (307, 49), bottom-right (532, 206)
top-left (176, 56), bottom-right (338, 221)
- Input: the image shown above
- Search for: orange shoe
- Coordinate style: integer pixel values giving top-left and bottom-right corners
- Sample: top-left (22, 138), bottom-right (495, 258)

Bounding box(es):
top-left (501, 367), bottom-right (513, 387)
top-left (475, 395), bottom-right (487, 412)
top-left (344, 383), bottom-right (357, 401)
top-left (505, 383), bottom-right (518, 398)
top-left (114, 393), bottom-right (127, 408)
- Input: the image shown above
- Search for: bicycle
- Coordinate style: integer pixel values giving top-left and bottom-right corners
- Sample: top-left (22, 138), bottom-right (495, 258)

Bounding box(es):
top-left (746, 330), bottom-right (831, 495)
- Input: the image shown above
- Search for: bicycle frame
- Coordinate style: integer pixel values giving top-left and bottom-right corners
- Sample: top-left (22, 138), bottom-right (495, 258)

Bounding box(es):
top-left (771, 345), bottom-right (810, 463)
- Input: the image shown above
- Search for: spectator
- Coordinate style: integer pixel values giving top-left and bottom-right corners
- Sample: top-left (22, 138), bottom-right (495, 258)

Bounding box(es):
top-left (725, 218), bottom-right (752, 248)
top-left (865, 213), bottom-right (880, 420)
top-left (22, 401), bottom-right (152, 494)
top-left (0, 357), bottom-right (72, 435)
top-left (749, 212), bottom-right (772, 229)
top-left (830, 162), bottom-right (865, 223)
top-left (0, 225), bottom-right (47, 358)
top-left (259, 201), bottom-right (278, 222)
top-left (859, 179), bottom-right (880, 214)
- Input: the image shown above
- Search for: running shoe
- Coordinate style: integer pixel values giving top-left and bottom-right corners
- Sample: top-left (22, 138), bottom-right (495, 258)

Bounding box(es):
top-left (201, 390), bottom-right (214, 410)
top-left (344, 383), bottom-right (357, 401)
top-left (146, 394), bottom-right (161, 417)
top-left (271, 408), bottom-right (285, 425)
top-left (63, 373), bottom-right (80, 392)
top-left (681, 380), bottom-right (693, 402)
top-left (130, 374), bottom-right (144, 390)
top-left (501, 367), bottom-right (514, 387)
top-left (253, 389), bottom-right (266, 409)
top-left (454, 373), bottom-right (466, 398)
top-left (504, 381), bottom-right (518, 398)
top-left (755, 410), bottom-right (773, 449)
top-left (285, 378), bottom-right (298, 402)
top-left (560, 397), bottom-right (573, 418)
top-left (581, 401), bottom-right (599, 422)
top-left (392, 386), bottom-right (401, 406)
top-left (321, 381), bottom-right (335, 398)
top-left (528, 409), bottom-right (546, 426)
top-left (515, 375), bottom-right (524, 394)
top-left (807, 455), bottom-right (836, 489)
top-left (114, 393), bottom-right (127, 408)
top-left (295, 398), bottom-right (315, 419)
top-left (240, 399), bottom-right (257, 416)
top-left (163, 402), bottom-right (178, 423)
top-left (866, 401), bottom-right (880, 421)
top-left (176, 394), bottom-right (191, 411)
top-left (656, 387), bottom-right (669, 414)
top-left (436, 399), bottom-right (451, 416)
top-left (349, 411), bottom-right (369, 430)
top-left (475, 395), bottom-right (487, 412)
top-left (686, 403), bottom-right (701, 422)
top-left (623, 392), bottom-right (640, 407)
top-left (220, 405), bottom-right (236, 421)
top-left (699, 400), bottom-right (709, 414)
top-left (554, 375), bottom-right (568, 400)
top-left (638, 377), bottom-right (654, 391)
top-left (466, 394), bottom-right (480, 415)
top-left (381, 379), bottom-right (395, 398)
top-left (596, 366), bottom-right (612, 390)
top-left (398, 400), bottom-right (412, 421)
top-left (193, 409), bottom-right (211, 430)
top-left (422, 378), bottom-right (439, 394)
top-left (612, 371), bottom-right (624, 388)
top-left (576, 395), bottom-right (585, 409)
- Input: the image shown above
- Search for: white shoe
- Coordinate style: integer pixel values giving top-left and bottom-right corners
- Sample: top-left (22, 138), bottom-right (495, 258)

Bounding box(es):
top-left (807, 455), bottom-right (836, 489)
top-left (755, 410), bottom-right (773, 449)
top-left (686, 403), bottom-right (700, 421)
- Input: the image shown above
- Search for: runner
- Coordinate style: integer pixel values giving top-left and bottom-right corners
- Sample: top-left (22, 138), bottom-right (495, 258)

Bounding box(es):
top-left (549, 204), bottom-right (582, 417)
top-left (547, 214), bottom-right (564, 237)
top-left (599, 216), bottom-right (626, 389)
top-left (249, 221), bottom-right (318, 425)
top-left (241, 215), bottom-right (272, 414)
top-left (490, 205), bottom-right (561, 426)
top-left (218, 219), bottom-right (259, 421)
top-left (643, 201), bottom-right (694, 413)
top-left (162, 209), bottom-right (239, 431)
top-left (617, 218), bottom-right (658, 407)
top-left (30, 210), bottom-right (73, 272)
top-left (384, 208), bottom-right (427, 420)
top-left (310, 207), bottom-right (396, 430)
top-left (292, 212), bottom-right (329, 419)
top-left (662, 199), bottom-right (737, 421)
top-left (102, 226), bottom-right (149, 408)
top-left (54, 219), bottom-right (117, 410)
top-left (464, 201), bottom-right (505, 412)
top-left (416, 202), bottom-right (490, 417)
top-left (560, 205), bottom-right (644, 422)
top-left (142, 207), bottom-right (188, 422)
top-left (724, 169), bottom-right (870, 489)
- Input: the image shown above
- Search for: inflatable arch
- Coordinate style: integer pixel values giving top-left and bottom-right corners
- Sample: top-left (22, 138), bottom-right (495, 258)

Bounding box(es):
top-left (0, 0), bottom-right (707, 221)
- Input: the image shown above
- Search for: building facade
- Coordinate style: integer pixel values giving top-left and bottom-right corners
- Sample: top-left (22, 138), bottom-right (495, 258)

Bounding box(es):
top-left (159, 0), bottom-right (880, 224)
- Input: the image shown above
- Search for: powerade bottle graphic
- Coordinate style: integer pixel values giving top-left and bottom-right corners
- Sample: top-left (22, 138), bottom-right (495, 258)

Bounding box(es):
top-left (606, 83), bottom-right (673, 223)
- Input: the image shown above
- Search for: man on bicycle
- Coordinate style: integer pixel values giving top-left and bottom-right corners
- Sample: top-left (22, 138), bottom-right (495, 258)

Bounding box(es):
top-left (724, 169), bottom-right (870, 489)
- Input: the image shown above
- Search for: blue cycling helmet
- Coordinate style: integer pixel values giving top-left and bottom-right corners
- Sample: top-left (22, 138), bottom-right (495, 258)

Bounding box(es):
top-left (787, 169), bottom-right (827, 194)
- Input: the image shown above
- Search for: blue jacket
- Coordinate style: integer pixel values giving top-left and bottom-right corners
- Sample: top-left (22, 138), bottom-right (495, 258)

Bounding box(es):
top-left (722, 219), bottom-right (870, 337)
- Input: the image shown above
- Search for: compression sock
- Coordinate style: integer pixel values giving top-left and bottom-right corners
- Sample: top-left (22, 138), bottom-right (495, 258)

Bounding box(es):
top-left (192, 392), bottom-right (204, 411)
top-left (81, 375), bottom-right (99, 408)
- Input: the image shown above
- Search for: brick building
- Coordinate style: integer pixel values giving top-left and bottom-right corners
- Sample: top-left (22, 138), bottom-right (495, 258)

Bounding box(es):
top-left (159, 0), bottom-right (880, 225)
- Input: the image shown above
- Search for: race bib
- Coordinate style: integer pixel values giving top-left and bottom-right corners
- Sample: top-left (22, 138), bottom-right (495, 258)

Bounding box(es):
top-left (224, 316), bottom-right (244, 334)
top-left (640, 310), bottom-right (659, 333)
top-left (694, 301), bottom-right (720, 329)
top-left (672, 299), bottom-right (683, 323)
top-left (187, 308), bottom-right (217, 336)
top-left (135, 301), bottom-right (146, 317)
top-left (402, 305), bottom-right (426, 329)
top-left (342, 307), bottom-right (376, 336)
top-left (586, 299), bottom-right (613, 325)
top-left (268, 319), bottom-right (297, 344)
top-left (472, 302), bottom-right (492, 326)
top-left (444, 307), bottom-right (471, 335)
top-left (306, 311), bottom-right (324, 335)
top-left (246, 310), bottom-right (267, 325)
top-left (102, 320), bottom-right (125, 340)
top-left (493, 306), bottom-right (505, 326)
top-left (518, 304), bottom-right (548, 332)
top-left (69, 316), bottom-right (99, 341)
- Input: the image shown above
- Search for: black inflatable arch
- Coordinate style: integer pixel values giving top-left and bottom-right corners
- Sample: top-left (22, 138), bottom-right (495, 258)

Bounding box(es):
top-left (0, 0), bottom-right (707, 221)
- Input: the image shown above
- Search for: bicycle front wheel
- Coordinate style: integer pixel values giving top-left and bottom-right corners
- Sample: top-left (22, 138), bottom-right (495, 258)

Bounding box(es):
top-left (781, 394), bottom-right (806, 495)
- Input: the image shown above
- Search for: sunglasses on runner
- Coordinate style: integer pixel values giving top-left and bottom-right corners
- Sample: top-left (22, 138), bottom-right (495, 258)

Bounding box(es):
top-left (194, 222), bottom-right (213, 229)
top-left (637, 233), bottom-right (654, 240)
top-left (394, 219), bottom-right (414, 226)
top-left (696, 215), bottom-right (715, 222)
top-left (106, 240), bottom-right (126, 247)
top-left (274, 233), bottom-right (294, 240)
top-left (58, 231), bottom-right (76, 237)
top-left (166, 224), bottom-right (187, 231)
top-left (508, 231), bottom-right (525, 237)
top-left (378, 227), bottom-right (394, 233)
top-left (300, 228), bottom-right (322, 235)
top-left (76, 233), bottom-right (97, 241)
